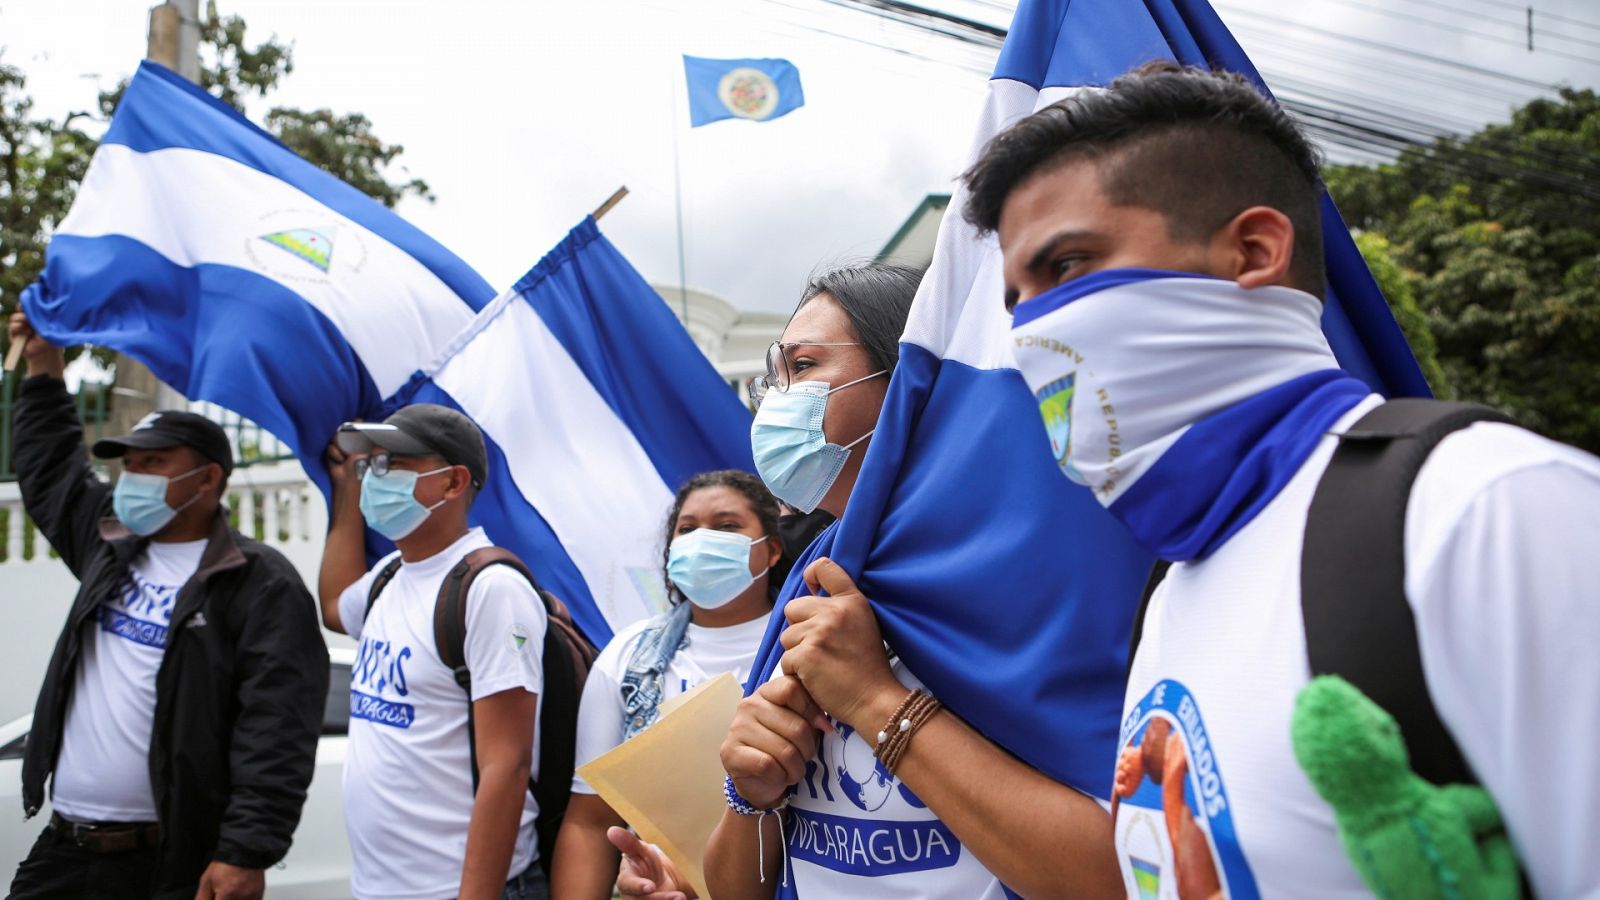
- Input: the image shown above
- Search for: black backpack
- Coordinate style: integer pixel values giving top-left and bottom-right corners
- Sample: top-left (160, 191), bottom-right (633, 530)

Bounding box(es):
top-left (1131, 399), bottom-right (1513, 787)
top-left (366, 546), bottom-right (599, 879)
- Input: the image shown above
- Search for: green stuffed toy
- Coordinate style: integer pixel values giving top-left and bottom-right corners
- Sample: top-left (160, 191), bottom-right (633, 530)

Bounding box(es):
top-left (1291, 675), bottom-right (1521, 900)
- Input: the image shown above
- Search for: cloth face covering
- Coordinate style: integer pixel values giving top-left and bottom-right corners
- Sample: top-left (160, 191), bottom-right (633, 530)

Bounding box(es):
top-left (359, 466), bottom-right (450, 541)
top-left (666, 528), bottom-right (770, 610)
top-left (113, 466), bottom-right (206, 537)
top-left (750, 371), bottom-right (884, 514)
top-left (1009, 268), bottom-right (1372, 561)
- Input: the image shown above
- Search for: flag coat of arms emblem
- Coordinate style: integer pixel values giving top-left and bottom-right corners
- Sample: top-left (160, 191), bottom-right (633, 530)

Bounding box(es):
top-left (683, 55), bottom-right (805, 126)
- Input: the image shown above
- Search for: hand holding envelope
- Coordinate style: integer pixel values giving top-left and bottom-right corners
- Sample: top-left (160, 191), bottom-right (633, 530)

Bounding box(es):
top-left (577, 672), bottom-right (745, 899)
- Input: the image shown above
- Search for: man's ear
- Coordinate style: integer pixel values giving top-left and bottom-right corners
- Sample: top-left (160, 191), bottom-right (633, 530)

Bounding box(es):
top-left (443, 465), bottom-right (472, 502)
top-left (1211, 206), bottom-right (1295, 290)
top-left (764, 535), bottom-right (783, 570)
top-left (198, 461), bottom-right (225, 497)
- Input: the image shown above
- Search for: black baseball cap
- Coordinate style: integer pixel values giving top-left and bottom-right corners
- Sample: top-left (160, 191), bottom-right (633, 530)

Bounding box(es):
top-left (92, 410), bottom-right (236, 475)
top-left (337, 404), bottom-right (488, 489)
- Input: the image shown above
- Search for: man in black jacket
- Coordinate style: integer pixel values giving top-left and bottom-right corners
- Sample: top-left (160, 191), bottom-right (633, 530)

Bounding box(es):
top-left (5, 313), bottom-right (329, 900)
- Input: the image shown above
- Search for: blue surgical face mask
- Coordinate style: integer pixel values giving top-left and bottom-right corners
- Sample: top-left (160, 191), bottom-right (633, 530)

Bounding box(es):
top-left (667, 529), bottom-right (770, 610)
top-left (113, 466), bottom-right (207, 537)
top-left (359, 466), bottom-right (451, 541)
top-left (750, 371), bottom-right (884, 513)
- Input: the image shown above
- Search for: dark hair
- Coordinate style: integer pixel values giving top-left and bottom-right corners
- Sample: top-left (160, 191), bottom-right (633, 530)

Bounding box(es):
top-left (961, 62), bottom-right (1327, 294)
top-left (794, 262), bottom-right (924, 373)
top-left (661, 470), bottom-right (785, 606)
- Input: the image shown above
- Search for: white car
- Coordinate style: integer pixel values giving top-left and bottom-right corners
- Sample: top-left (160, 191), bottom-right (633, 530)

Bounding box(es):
top-left (0, 648), bottom-right (355, 898)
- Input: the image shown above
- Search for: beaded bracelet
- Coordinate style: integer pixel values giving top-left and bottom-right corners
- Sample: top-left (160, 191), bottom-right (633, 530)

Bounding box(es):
top-left (723, 774), bottom-right (786, 816)
top-left (724, 775), bottom-right (791, 887)
top-left (872, 688), bottom-right (943, 775)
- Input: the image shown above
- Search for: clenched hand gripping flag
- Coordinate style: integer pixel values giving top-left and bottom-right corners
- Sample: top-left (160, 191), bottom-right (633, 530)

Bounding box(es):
top-left (20, 61), bottom-right (496, 497)
top-left (744, 0), bottom-right (1428, 891)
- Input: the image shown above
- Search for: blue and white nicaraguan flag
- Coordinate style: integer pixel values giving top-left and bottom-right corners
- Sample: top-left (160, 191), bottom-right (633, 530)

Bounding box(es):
top-left (683, 55), bottom-right (805, 127)
top-left (20, 61), bottom-right (496, 496)
top-left (387, 218), bottom-right (758, 643)
top-left (23, 62), bottom-right (759, 643)
top-left (745, 0), bottom-right (1428, 887)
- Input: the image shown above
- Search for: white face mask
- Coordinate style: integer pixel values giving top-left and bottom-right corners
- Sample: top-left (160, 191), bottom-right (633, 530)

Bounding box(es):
top-left (1009, 270), bottom-right (1339, 506)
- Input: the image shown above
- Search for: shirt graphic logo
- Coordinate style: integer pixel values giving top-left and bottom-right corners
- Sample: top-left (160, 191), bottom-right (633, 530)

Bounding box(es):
top-left (786, 719), bottom-right (957, 876)
top-left (1113, 680), bottom-right (1259, 899)
top-left (100, 570), bottom-right (180, 649)
top-left (350, 635), bottom-right (415, 729)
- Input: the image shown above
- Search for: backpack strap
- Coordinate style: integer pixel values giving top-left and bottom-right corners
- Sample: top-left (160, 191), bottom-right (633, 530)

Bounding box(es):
top-left (1126, 559), bottom-right (1172, 681)
top-left (431, 545), bottom-right (600, 878)
top-left (433, 547), bottom-right (538, 790)
top-left (1301, 398), bottom-right (1512, 787)
top-left (363, 555), bottom-right (406, 621)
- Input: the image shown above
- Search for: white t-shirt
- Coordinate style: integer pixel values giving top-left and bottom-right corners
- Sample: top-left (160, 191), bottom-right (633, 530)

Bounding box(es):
top-left (778, 660), bottom-right (1008, 898)
top-left (1114, 396), bottom-right (1600, 899)
top-left (337, 528), bottom-right (548, 900)
top-left (571, 612), bottom-right (769, 794)
top-left (53, 538), bottom-right (206, 822)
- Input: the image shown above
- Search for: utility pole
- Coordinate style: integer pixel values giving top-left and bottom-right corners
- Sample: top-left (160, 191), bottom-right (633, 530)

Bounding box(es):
top-left (107, 1), bottom-right (199, 443)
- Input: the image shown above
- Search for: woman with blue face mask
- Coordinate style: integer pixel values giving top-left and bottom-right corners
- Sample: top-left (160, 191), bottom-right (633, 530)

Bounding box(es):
top-left (550, 470), bottom-right (787, 900)
top-left (627, 262), bottom-right (1121, 900)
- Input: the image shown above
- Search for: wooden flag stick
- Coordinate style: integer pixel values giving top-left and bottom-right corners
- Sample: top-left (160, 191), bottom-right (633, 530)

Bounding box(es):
top-left (3, 335), bottom-right (27, 373)
top-left (591, 186), bottom-right (629, 222)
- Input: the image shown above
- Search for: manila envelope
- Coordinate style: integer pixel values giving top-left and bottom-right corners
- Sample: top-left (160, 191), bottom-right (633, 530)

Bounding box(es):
top-left (577, 671), bottom-right (743, 899)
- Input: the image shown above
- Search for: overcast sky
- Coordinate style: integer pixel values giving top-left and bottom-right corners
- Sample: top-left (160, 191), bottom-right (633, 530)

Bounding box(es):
top-left (3, 0), bottom-right (1596, 316)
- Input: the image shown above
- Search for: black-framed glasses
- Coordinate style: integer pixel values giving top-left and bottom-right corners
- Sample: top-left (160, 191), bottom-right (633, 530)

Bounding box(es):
top-left (747, 340), bottom-right (863, 405)
top-left (353, 452), bottom-right (393, 479)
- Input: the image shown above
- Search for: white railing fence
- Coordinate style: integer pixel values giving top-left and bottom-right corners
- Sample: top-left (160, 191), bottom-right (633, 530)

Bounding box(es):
top-left (1, 460), bottom-right (326, 566)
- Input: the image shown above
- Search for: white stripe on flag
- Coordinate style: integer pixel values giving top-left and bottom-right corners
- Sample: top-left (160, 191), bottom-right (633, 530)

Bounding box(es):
top-left (903, 81), bottom-right (1085, 369)
top-left (59, 144), bottom-right (475, 395)
top-left (433, 293), bottom-right (674, 630)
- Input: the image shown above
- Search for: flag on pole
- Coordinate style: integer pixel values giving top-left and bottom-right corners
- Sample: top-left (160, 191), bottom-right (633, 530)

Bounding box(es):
top-left (19, 61), bottom-right (496, 497)
top-left (388, 218), bottom-right (758, 644)
top-left (744, 0), bottom-right (1430, 848)
top-left (683, 55), bottom-right (805, 127)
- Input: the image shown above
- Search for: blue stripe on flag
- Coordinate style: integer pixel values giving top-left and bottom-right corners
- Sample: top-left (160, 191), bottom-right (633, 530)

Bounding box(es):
top-left (395, 379), bottom-right (606, 643)
top-left (514, 218), bottom-right (757, 491)
top-left (752, 348), bottom-right (1150, 798)
top-left (102, 62), bottom-right (495, 311)
top-left (23, 234), bottom-right (385, 499)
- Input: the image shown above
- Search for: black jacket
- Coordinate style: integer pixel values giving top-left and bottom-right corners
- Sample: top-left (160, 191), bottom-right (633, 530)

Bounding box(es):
top-left (12, 375), bottom-right (329, 898)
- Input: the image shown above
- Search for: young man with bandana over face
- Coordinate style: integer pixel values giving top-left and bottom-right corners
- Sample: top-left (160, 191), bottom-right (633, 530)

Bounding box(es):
top-left (5, 312), bottom-right (328, 900)
top-left (962, 63), bottom-right (1600, 898)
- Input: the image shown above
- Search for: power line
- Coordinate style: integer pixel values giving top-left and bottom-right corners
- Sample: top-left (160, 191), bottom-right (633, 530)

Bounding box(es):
top-left (1387, 0), bottom-right (1600, 47)
top-left (1212, 4), bottom-right (1563, 91)
top-left (1313, 0), bottom-right (1600, 58)
top-left (795, 0), bottom-right (1600, 217)
top-left (1439, 0), bottom-right (1600, 33)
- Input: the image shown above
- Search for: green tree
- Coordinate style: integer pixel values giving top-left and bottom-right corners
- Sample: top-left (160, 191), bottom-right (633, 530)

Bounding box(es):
top-left (0, 1), bottom-right (431, 326)
top-left (1327, 88), bottom-right (1600, 453)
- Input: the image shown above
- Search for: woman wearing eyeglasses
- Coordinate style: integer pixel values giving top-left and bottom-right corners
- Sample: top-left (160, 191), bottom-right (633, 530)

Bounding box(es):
top-left (549, 469), bottom-right (785, 900)
top-left (615, 261), bottom-right (1123, 900)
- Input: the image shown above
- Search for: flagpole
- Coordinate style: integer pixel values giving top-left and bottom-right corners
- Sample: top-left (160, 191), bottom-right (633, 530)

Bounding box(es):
top-left (669, 57), bottom-right (690, 325)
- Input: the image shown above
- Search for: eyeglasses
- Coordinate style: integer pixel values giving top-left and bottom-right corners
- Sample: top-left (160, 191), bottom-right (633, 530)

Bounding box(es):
top-left (748, 341), bottom-right (863, 405)
top-left (353, 452), bottom-right (393, 479)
